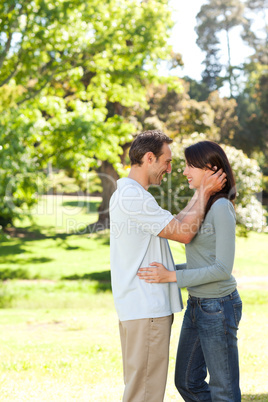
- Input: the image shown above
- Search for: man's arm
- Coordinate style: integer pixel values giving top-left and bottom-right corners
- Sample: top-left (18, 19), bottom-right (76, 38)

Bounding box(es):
top-left (175, 190), bottom-right (199, 222)
top-left (158, 168), bottom-right (226, 244)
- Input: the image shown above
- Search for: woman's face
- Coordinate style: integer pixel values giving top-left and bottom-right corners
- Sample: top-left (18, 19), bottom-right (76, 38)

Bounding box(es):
top-left (183, 161), bottom-right (207, 190)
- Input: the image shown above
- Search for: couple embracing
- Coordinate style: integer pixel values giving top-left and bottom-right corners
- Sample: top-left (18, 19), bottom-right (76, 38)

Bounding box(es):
top-left (109, 130), bottom-right (242, 402)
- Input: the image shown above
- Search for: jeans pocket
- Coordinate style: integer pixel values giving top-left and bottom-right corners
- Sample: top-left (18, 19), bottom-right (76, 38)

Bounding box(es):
top-left (199, 299), bottom-right (222, 315)
top-left (233, 301), bottom-right (242, 327)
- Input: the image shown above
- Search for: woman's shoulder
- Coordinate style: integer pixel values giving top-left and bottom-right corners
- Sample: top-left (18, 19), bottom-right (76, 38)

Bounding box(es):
top-left (210, 197), bottom-right (236, 218)
top-left (212, 197), bottom-right (233, 207)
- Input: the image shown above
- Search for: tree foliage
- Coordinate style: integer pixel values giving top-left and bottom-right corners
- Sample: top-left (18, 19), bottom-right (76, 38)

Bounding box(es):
top-left (234, 65), bottom-right (268, 163)
top-left (183, 76), bottom-right (211, 102)
top-left (0, 105), bottom-right (44, 227)
top-left (207, 91), bottom-right (240, 143)
top-left (140, 84), bottom-right (217, 139)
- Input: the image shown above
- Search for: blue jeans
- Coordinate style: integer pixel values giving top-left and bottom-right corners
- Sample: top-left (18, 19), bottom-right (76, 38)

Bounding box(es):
top-left (175, 289), bottom-right (242, 402)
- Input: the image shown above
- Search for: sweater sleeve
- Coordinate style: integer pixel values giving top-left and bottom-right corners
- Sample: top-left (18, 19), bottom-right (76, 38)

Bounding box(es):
top-left (175, 199), bottom-right (236, 288)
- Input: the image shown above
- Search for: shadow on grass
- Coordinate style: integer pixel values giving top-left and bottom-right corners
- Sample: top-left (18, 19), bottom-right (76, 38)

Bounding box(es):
top-left (0, 257), bottom-right (53, 266)
top-left (242, 394), bottom-right (268, 401)
top-left (4, 227), bottom-right (47, 240)
top-left (0, 243), bottom-right (27, 256)
top-left (5, 226), bottom-right (74, 241)
top-left (62, 270), bottom-right (111, 292)
top-left (4, 226), bottom-right (92, 245)
top-left (5, 225), bottom-right (109, 242)
top-left (90, 233), bottom-right (110, 246)
top-left (0, 268), bottom-right (39, 280)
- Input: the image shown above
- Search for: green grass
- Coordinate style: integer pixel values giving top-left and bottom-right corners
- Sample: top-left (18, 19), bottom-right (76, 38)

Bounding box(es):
top-left (0, 233), bottom-right (110, 280)
top-left (1, 196), bottom-right (108, 281)
top-left (233, 231), bottom-right (268, 277)
top-left (0, 289), bottom-right (267, 401)
top-left (0, 195), bottom-right (267, 401)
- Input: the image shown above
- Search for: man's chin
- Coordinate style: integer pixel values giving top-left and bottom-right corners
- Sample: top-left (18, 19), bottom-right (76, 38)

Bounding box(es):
top-left (151, 180), bottom-right (162, 186)
top-left (150, 175), bottom-right (164, 186)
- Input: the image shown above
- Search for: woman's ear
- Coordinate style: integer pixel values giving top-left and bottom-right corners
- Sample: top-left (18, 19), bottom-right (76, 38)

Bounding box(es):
top-left (204, 163), bottom-right (213, 171)
top-left (208, 163), bottom-right (219, 172)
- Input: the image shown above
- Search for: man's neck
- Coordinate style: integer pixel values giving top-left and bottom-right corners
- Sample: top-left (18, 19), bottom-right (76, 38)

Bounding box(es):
top-left (128, 167), bottom-right (149, 190)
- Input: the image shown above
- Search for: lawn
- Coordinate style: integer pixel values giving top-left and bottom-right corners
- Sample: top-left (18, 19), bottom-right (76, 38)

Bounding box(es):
top-left (0, 195), bottom-right (267, 401)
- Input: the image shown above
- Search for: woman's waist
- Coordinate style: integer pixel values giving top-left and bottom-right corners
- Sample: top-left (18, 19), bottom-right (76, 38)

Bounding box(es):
top-left (188, 278), bottom-right (237, 299)
top-left (189, 287), bottom-right (239, 301)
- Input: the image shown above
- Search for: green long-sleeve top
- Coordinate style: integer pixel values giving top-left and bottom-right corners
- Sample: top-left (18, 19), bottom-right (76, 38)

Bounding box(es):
top-left (176, 197), bottom-right (237, 298)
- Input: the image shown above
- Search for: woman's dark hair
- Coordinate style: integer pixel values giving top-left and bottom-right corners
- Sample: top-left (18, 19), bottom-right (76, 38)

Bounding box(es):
top-left (184, 141), bottom-right (236, 216)
top-left (129, 130), bottom-right (173, 166)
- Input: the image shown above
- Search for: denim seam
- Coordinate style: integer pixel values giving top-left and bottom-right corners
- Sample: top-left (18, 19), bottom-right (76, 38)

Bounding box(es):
top-left (233, 302), bottom-right (242, 328)
top-left (221, 301), bottom-right (238, 401)
top-left (185, 336), bottom-right (202, 402)
top-left (225, 327), bottom-right (236, 401)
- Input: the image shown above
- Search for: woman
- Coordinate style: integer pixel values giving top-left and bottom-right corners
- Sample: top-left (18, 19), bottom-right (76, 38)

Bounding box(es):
top-left (137, 141), bottom-right (242, 401)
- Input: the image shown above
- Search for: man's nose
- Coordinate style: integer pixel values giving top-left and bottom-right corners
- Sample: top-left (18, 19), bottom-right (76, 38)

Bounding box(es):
top-left (167, 162), bottom-right (172, 173)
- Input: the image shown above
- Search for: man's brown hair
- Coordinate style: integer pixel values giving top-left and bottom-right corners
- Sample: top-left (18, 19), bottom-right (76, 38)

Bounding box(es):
top-left (129, 130), bottom-right (173, 166)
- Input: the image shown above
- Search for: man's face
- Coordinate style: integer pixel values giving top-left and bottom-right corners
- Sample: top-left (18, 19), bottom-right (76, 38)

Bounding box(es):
top-left (149, 143), bottom-right (172, 186)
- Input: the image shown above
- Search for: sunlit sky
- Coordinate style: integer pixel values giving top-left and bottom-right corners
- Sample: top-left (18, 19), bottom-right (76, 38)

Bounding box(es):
top-left (167, 0), bottom-right (254, 82)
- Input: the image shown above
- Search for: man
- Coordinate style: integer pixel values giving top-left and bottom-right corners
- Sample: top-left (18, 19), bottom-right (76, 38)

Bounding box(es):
top-left (109, 130), bottom-right (226, 402)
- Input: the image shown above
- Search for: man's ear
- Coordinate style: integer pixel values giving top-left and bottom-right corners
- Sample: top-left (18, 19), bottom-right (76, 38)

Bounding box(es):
top-left (144, 152), bottom-right (155, 164)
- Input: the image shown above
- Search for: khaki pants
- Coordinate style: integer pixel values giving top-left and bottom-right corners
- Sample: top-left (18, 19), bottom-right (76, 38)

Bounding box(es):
top-left (119, 314), bottom-right (174, 402)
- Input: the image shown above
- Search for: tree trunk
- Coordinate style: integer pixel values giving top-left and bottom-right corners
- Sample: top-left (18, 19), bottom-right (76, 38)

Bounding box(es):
top-left (226, 27), bottom-right (233, 97)
top-left (87, 161), bottom-right (119, 232)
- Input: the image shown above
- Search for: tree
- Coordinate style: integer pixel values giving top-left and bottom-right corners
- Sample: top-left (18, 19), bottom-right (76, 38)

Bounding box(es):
top-left (183, 76), bottom-right (211, 102)
top-left (140, 83), bottom-right (217, 139)
top-left (0, 0), bottom-right (177, 229)
top-left (242, 0), bottom-right (268, 65)
top-left (207, 91), bottom-right (240, 144)
top-left (196, 0), bottom-right (245, 96)
top-left (0, 101), bottom-right (44, 227)
top-left (234, 65), bottom-right (268, 160)
top-left (139, 82), bottom-right (243, 146)
top-left (201, 51), bottom-right (223, 93)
